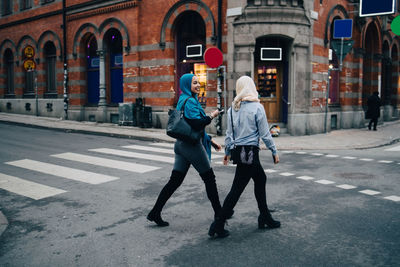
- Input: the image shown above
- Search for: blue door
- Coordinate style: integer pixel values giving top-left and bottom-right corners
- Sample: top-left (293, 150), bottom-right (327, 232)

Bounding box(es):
top-left (111, 53), bottom-right (123, 104)
top-left (87, 57), bottom-right (99, 104)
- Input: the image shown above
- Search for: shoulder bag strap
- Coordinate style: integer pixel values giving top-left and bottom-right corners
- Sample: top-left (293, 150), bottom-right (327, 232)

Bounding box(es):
top-left (230, 108), bottom-right (235, 145)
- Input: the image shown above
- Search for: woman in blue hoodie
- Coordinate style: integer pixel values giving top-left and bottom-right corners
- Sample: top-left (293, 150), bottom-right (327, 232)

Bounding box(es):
top-left (147, 73), bottom-right (225, 226)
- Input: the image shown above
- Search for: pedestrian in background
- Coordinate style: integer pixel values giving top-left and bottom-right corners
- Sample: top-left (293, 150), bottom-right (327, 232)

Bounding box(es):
top-left (147, 73), bottom-right (226, 226)
top-left (208, 75), bottom-right (280, 238)
top-left (366, 91), bottom-right (381, 131)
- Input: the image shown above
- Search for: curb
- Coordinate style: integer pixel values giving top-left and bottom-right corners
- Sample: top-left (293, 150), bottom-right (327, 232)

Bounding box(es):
top-left (0, 211), bottom-right (8, 237)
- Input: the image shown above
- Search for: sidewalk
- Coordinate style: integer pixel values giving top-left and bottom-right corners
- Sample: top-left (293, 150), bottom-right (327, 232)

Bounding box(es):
top-left (1, 112), bottom-right (400, 150)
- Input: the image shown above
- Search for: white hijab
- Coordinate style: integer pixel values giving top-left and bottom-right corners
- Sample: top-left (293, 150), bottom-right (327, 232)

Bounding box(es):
top-left (233, 76), bottom-right (260, 111)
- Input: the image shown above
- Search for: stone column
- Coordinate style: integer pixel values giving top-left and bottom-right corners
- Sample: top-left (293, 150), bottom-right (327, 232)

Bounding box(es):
top-left (97, 49), bottom-right (106, 106)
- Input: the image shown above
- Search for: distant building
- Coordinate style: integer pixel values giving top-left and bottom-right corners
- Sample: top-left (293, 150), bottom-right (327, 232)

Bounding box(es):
top-left (0, 0), bottom-right (399, 135)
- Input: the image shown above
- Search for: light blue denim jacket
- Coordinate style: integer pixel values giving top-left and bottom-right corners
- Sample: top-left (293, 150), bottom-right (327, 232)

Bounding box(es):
top-left (225, 101), bottom-right (277, 156)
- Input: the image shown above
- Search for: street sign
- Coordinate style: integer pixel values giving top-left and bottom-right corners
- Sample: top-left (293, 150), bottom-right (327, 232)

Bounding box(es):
top-left (23, 59), bottom-right (36, 71)
top-left (204, 47), bottom-right (223, 68)
top-left (331, 40), bottom-right (354, 61)
top-left (333, 19), bottom-right (353, 39)
top-left (391, 16), bottom-right (400, 36)
top-left (360, 0), bottom-right (395, 17)
top-left (24, 45), bottom-right (35, 58)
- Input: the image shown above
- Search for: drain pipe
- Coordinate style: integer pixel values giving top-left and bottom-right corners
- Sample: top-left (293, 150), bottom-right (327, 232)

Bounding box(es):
top-left (62, 0), bottom-right (68, 120)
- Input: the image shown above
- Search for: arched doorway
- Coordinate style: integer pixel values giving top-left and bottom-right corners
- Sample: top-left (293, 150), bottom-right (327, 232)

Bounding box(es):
top-left (85, 35), bottom-right (99, 105)
top-left (362, 23), bottom-right (380, 108)
top-left (391, 45), bottom-right (399, 110)
top-left (44, 41), bottom-right (57, 95)
top-left (173, 11), bottom-right (206, 105)
top-left (254, 36), bottom-right (291, 123)
top-left (329, 17), bottom-right (341, 106)
top-left (104, 29), bottom-right (123, 105)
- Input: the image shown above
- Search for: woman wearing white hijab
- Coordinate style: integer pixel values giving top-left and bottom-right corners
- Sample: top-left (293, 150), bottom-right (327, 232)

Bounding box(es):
top-left (208, 76), bottom-right (280, 238)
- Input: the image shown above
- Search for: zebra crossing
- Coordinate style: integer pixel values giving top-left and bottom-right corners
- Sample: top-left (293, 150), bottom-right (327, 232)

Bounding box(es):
top-left (0, 142), bottom-right (181, 200)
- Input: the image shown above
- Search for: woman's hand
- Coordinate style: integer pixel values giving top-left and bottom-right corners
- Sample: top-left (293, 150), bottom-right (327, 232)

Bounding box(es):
top-left (223, 155), bottom-right (230, 165)
top-left (211, 139), bottom-right (222, 151)
top-left (210, 109), bottom-right (219, 119)
top-left (273, 154), bottom-right (280, 164)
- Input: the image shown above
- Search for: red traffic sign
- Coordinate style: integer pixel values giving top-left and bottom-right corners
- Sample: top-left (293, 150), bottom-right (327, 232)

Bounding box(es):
top-left (204, 47), bottom-right (223, 68)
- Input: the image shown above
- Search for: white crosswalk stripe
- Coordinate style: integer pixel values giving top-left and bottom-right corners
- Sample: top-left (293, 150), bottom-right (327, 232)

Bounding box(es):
top-left (296, 176), bottom-right (314, 181)
top-left (90, 148), bottom-right (175, 163)
top-left (124, 144), bottom-right (224, 159)
top-left (51, 152), bottom-right (160, 173)
top-left (384, 145), bottom-right (400, 151)
top-left (6, 159), bottom-right (119, 185)
top-left (0, 173), bottom-right (67, 200)
top-left (359, 189), bottom-right (381, 196)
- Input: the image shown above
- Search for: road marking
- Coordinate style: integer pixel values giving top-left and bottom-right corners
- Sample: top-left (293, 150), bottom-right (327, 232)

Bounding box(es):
top-left (279, 172), bottom-right (295, 176)
top-left (359, 189), bottom-right (381, 196)
top-left (315, 179), bottom-right (335, 185)
top-left (359, 158), bottom-right (373, 161)
top-left (295, 151), bottom-right (307, 154)
top-left (336, 184), bottom-right (357, 190)
top-left (281, 151), bottom-right (294, 153)
top-left (384, 145), bottom-right (400, 151)
top-left (51, 153), bottom-right (160, 173)
top-left (90, 148), bottom-right (174, 163)
top-left (124, 144), bottom-right (223, 159)
top-left (264, 169), bottom-right (277, 173)
top-left (296, 176), bottom-right (314, 181)
top-left (311, 153), bottom-right (324, 156)
top-left (326, 155), bottom-right (339, 158)
top-left (378, 160), bottom-right (393, 164)
top-left (6, 159), bottom-right (119, 185)
top-left (151, 142), bottom-right (174, 148)
top-left (383, 195), bottom-right (400, 202)
top-left (342, 156), bottom-right (357, 160)
top-left (0, 173), bottom-right (67, 200)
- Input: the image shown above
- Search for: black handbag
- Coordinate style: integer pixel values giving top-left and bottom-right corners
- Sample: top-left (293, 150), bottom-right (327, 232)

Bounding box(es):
top-left (229, 108), bottom-right (259, 165)
top-left (166, 97), bottom-right (202, 144)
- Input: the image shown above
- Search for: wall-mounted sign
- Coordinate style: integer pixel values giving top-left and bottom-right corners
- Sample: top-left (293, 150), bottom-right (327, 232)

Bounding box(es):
top-left (333, 19), bottom-right (353, 39)
top-left (359, 0), bottom-right (395, 17)
top-left (23, 59), bottom-right (36, 71)
top-left (204, 47), bottom-right (223, 68)
top-left (261, 48), bottom-right (282, 61)
top-left (24, 45), bottom-right (35, 58)
top-left (186, 44), bottom-right (202, 58)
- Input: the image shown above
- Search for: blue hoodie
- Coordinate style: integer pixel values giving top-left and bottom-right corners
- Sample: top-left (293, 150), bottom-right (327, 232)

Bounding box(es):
top-left (176, 73), bottom-right (212, 159)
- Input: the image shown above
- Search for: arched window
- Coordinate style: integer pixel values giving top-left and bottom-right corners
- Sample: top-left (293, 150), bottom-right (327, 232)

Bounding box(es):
top-left (44, 41), bottom-right (57, 95)
top-left (4, 49), bottom-right (14, 95)
top-left (104, 29), bottom-right (123, 105)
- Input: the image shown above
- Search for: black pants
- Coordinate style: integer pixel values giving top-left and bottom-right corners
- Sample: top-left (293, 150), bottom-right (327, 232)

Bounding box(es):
top-left (369, 118), bottom-right (378, 130)
top-left (218, 162), bottom-right (269, 220)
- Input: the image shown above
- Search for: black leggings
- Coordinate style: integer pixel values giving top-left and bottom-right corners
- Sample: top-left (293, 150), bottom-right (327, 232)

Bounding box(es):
top-left (219, 163), bottom-right (269, 220)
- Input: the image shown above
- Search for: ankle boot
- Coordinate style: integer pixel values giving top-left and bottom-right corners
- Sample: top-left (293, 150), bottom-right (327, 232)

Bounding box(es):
top-left (147, 210), bottom-right (169, 227)
top-left (258, 213), bottom-right (280, 229)
top-left (208, 217), bottom-right (229, 238)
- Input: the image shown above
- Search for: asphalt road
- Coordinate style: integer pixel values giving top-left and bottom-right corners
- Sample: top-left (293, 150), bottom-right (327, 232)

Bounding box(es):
top-left (0, 123), bottom-right (399, 266)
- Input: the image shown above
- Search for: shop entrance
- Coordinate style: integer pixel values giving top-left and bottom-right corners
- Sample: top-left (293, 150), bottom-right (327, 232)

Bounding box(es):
top-left (254, 37), bottom-right (290, 123)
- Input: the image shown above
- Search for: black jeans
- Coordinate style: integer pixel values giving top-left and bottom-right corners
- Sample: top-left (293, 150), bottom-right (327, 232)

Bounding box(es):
top-left (369, 118), bottom-right (378, 130)
top-left (218, 162), bottom-right (270, 220)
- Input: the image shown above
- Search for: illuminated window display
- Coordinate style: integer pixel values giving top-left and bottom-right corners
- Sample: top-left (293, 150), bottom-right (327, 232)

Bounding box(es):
top-left (194, 63), bottom-right (207, 105)
top-left (257, 66), bottom-right (277, 98)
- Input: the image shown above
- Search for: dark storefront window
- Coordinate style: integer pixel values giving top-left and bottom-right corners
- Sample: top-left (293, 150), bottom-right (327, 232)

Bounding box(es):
top-left (44, 42), bottom-right (57, 94)
top-left (104, 29), bottom-right (123, 105)
top-left (4, 49), bottom-right (14, 95)
top-left (86, 35), bottom-right (99, 105)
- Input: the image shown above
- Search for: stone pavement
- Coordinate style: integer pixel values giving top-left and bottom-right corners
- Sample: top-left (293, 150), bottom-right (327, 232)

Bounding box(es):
top-left (0, 112), bottom-right (400, 237)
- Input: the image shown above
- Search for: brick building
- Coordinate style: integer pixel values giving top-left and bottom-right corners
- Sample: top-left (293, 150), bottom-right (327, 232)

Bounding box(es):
top-left (227, 0), bottom-right (400, 134)
top-left (0, 0), bottom-right (399, 135)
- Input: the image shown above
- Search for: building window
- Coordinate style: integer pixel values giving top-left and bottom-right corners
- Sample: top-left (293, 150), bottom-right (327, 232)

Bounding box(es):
top-left (4, 49), bottom-right (14, 95)
top-left (20, 0), bottom-right (32, 10)
top-left (25, 70), bottom-right (34, 94)
top-left (2, 0), bottom-right (12, 16)
top-left (41, 0), bottom-right (55, 4)
top-left (44, 42), bottom-right (57, 94)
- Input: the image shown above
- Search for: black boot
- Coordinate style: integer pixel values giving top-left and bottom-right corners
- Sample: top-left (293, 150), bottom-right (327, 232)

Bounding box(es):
top-left (258, 212), bottom-right (280, 229)
top-left (200, 169), bottom-right (222, 215)
top-left (147, 210), bottom-right (169, 227)
top-left (147, 170), bottom-right (186, 227)
top-left (208, 217), bottom-right (229, 238)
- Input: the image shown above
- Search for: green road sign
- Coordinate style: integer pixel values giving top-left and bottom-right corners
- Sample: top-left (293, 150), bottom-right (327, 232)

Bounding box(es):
top-left (331, 40), bottom-right (354, 61)
top-left (391, 16), bottom-right (400, 36)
